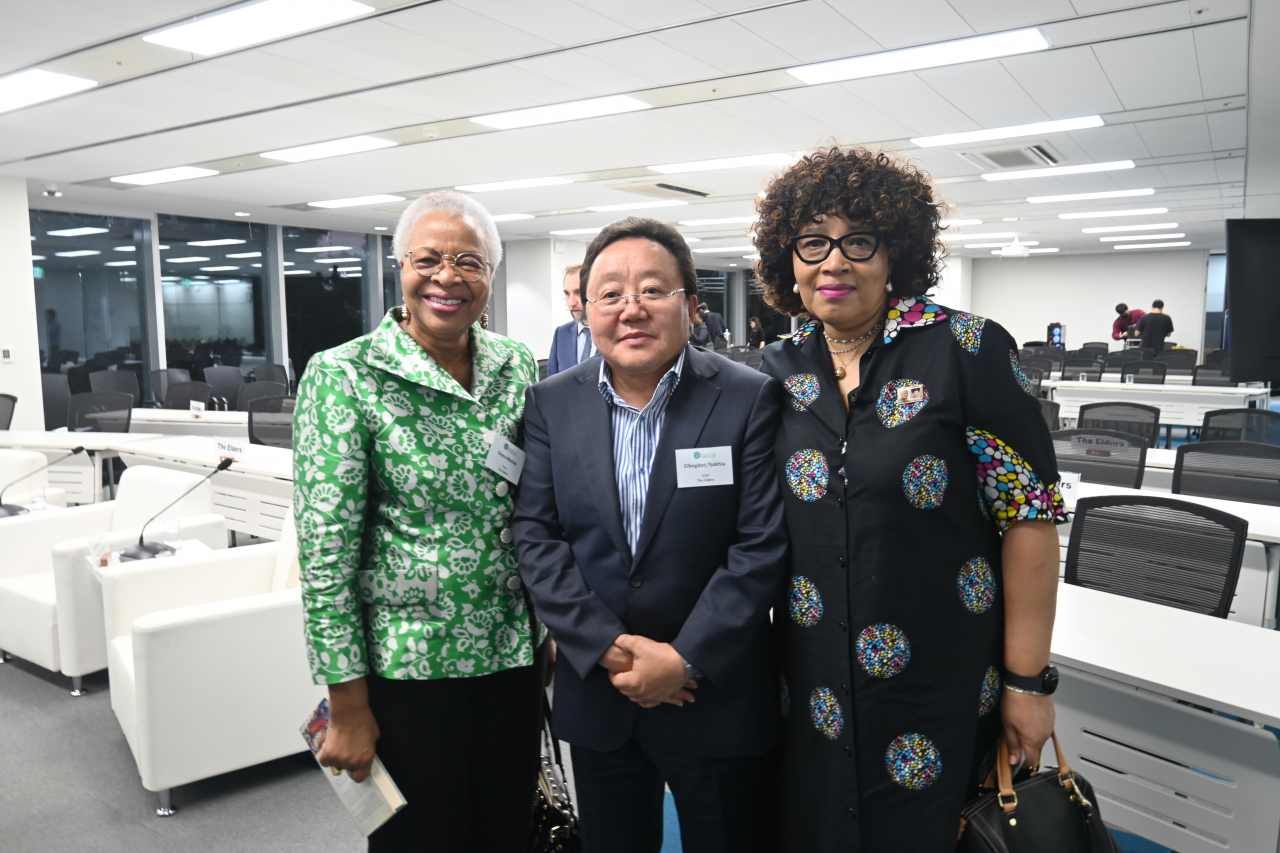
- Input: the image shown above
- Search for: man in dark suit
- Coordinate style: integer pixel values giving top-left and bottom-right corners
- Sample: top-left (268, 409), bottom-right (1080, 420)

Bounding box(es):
top-left (698, 301), bottom-right (728, 350)
top-left (547, 263), bottom-right (595, 376)
top-left (513, 217), bottom-right (788, 853)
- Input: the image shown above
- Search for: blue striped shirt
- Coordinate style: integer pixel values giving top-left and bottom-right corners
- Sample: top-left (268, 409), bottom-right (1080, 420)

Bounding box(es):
top-left (599, 351), bottom-right (686, 555)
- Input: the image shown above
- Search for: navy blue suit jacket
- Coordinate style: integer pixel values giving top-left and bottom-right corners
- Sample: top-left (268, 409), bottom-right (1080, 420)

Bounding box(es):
top-left (513, 346), bottom-right (788, 756)
top-left (547, 320), bottom-right (580, 377)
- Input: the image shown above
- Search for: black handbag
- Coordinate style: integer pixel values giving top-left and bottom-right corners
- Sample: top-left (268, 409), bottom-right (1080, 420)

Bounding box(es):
top-left (958, 732), bottom-right (1119, 853)
top-left (529, 703), bottom-right (581, 853)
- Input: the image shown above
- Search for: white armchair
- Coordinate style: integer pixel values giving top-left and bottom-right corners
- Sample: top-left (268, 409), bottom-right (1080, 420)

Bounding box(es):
top-left (100, 513), bottom-right (325, 815)
top-left (0, 448), bottom-right (67, 510)
top-left (0, 465), bottom-right (223, 692)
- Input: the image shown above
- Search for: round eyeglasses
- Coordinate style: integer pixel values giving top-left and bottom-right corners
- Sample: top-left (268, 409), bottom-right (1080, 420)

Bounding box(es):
top-left (789, 232), bottom-right (883, 264)
top-left (403, 247), bottom-right (491, 282)
top-left (585, 287), bottom-right (686, 313)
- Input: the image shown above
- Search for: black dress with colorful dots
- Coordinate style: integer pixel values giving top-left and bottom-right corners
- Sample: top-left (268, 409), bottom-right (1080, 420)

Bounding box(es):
top-left (761, 296), bottom-right (1066, 852)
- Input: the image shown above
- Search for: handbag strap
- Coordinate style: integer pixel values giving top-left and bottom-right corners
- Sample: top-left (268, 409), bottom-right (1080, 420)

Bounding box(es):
top-left (994, 730), bottom-right (1075, 814)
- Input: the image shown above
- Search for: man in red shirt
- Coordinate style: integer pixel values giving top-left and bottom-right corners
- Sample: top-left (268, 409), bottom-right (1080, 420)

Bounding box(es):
top-left (1112, 303), bottom-right (1145, 340)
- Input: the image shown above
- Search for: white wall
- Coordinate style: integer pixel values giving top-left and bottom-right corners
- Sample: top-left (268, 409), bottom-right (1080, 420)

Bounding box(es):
top-left (970, 250), bottom-right (1209, 353)
top-left (0, 176), bottom-right (43, 429)
top-left (503, 238), bottom-right (586, 360)
top-left (932, 255), bottom-right (972, 311)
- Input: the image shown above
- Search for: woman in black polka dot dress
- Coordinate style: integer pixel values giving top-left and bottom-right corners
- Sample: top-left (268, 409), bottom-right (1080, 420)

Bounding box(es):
top-left (754, 147), bottom-right (1067, 852)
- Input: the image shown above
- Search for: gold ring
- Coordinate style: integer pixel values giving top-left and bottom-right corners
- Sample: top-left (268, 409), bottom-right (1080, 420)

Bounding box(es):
top-left (332, 766), bottom-right (343, 776)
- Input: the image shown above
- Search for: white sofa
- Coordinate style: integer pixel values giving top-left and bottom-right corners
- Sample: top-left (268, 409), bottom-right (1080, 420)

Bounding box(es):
top-left (0, 448), bottom-right (67, 510)
top-left (100, 512), bottom-right (325, 815)
top-left (0, 465), bottom-right (223, 692)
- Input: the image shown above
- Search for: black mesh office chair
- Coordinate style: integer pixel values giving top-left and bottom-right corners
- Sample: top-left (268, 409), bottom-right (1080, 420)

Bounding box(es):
top-left (1038, 398), bottom-right (1060, 432)
top-left (88, 370), bottom-right (140, 408)
top-left (537, 359), bottom-right (548, 381)
top-left (1206, 350), bottom-right (1231, 364)
top-left (1173, 441), bottom-right (1280, 506)
top-left (1022, 357), bottom-right (1053, 375)
top-left (248, 395), bottom-right (297, 448)
top-left (1065, 495), bottom-right (1247, 618)
top-left (1192, 364), bottom-right (1233, 386)
top-left (1120, 361), bottom-right (1167, 385)
top-left (1066, 348), bottom-right (1105, 363)
top-left (252, 364), bottom-right (290, 388)
top-left (1022, 366), bottom-right (1043, 398)
top-left (1062, 359), bottom-right (1102, 382)
top-left (1103, 351), bottom-right (1135, 372)
top-left (1200, 408), bottom-right (1280, 446)
top-left (744, 350), bottom-right (764, 370)
top-left (1050, 429), bottom-right (1148, 489)
top-left (236, 381), bottom-right (287, 412)
top-left (1078, 402), bottom-right (1161, 449)
top-left (0, 394), bottom-right (15, 430)
top-left (1081, 342), bottom-right (1111, 354)
top-left (149, 368), bottom-right (191, 405)
top-left (163, 381), bottom-right (212, 411)
top-left (204, 365), bottom-right (244, 411)
top-left (41, 373), bottom-right (70, 430)
top-left (67, 392), bottom-right (133, 433)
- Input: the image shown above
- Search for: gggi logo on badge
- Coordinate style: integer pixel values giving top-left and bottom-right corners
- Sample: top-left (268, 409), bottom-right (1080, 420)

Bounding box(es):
top-left (693, 450), bottom-right (716, 460)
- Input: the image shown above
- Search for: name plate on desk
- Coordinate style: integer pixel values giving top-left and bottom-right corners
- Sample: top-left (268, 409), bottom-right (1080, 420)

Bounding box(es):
top-left (212, 436), bottom-right (273, 469)
top-left (1059, 471), bottom-right (1081, 503)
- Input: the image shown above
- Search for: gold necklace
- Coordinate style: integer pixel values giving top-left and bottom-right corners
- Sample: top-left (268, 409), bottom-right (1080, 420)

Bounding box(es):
top-left (829, 320), bottom-right (882, 379)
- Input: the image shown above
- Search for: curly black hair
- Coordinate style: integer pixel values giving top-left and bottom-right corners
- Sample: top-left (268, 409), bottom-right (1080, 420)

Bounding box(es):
top-left (752, 147), bottom-right (946, 316)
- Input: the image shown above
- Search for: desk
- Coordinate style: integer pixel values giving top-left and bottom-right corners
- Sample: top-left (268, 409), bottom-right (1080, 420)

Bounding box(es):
top-left (1050, 371), bottom-right (1196, 385)
top-left (113, 435), bottom-right (291, 539)
top-left (0, 431), bottom-right (163, 503)
top-left (127, 408), bottom-right (249, 439)
top-left (1048, 382), bottom-right (1269, 428)
top-left (1142, 447), bottom-right (1176, 491)
top-left (1051, 584), bottom-right (1280, 853)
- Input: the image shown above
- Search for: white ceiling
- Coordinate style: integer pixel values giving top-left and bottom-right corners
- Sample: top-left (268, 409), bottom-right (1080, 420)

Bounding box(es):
top-left (1, 0), bottom-right (1256, 269)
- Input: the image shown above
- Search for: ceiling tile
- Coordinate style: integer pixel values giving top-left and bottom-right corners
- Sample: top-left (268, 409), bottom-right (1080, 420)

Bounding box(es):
top-left (824, 0), bottom-right (973, 48)
top-left (1159, 160), bottom-right (1222, 187)
top-left (916, 60), bottom-right (1051, 127)
top-left (452, 0), bottom-right (633, 46)
top-left (651, 18), bottom-right (802, 74)
top-left (999, 45), bottom-right (1124, 118)
top-left (280, 19), bottom-right (491, 79)
top-left (384, 2), bottom-right (560, 58)
top-left (1207, 109), bottom-right (1247, 150)
top-left (577, 34), bottom-right (725, 86)
top-left (944, 0), bottom-right (1079, 32)
top-left (733, 2), bottom-right (881, 65)
top-left (566, 0), bottom-right (722, 30)
top-left (1135, 114), bottom-right (1213, 157)
top-left (1064, 122), bottom-right (1151, 161)
top-left (1091, 30), bottom-right (1204, 110)
top-left (777, 84), bottom-right (918, 143)
top-left (512, 51), bottom-right (655, 96)
top-left (841, 74), bottom-right (981, 137)
top-left (1215, 156), bottom-right (1245, 182)
top-left (1194, 19), bottom-right (1248, 100)
top-left (1067, 0), bottom-right (1155, 13)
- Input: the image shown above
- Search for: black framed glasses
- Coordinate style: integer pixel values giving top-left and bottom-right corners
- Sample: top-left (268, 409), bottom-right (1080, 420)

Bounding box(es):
top-left (585, 286), bottom-right (686, 313)
top-left (403, 247), bottom-right (491, 282)
top-left (789, 232), bottom-right (883, 264)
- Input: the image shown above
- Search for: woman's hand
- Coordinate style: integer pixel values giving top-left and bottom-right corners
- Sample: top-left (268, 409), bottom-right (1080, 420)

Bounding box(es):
top-left (317, 678), bottom-right (380, 783)
top-left (1001, 690), bottom-right (1055, 769)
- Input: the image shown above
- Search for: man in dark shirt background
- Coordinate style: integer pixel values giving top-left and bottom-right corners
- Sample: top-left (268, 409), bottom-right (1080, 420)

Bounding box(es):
top-left (1111, 303), bottom-right (1145, 341)
top-left (1135, 299), bottom-right (1174, 351)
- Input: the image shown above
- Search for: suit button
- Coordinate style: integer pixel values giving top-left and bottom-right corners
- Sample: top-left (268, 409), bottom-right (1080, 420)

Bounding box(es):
top-left (839, 621), bottom-right (848, 632)
top-left (630, 576), bottom-right (643, 588)
top-left (844, 746), bottom-right (852, 757)
top-left (838, 556), bottom-right (846, 566)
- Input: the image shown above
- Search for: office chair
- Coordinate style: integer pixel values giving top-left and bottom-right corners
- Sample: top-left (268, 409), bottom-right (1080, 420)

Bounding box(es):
top-left (1200, 408), bottom-right (1280, 446)
top-left (1173, 441), bottom-right (1280, 506)
top-left (1050, 428), bottom-right (1147, 489)
top-left (1078, 402), bottom-right (1161, 449)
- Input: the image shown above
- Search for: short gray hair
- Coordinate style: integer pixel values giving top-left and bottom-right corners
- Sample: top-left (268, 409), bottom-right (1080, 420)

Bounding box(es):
top-left (392, 190), bottom-right (503, 269)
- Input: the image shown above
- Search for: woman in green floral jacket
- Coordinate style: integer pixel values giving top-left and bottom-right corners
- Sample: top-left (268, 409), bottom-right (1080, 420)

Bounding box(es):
top-left (296, 190), bottom-right (543, 851)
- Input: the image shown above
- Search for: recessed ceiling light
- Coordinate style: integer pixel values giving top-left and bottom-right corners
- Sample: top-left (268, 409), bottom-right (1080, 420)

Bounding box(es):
top-left (234, 212), bottom-right (251, 217)
top-left (1027, 248), bottom-right (1060, 253)
top-left (473, 94), bottom-right (650, 130)
top-left (742, 254), bottom-right (761, 260)
top-left (336, 266), bottom-right (363, 272)
top-left (1115, 241), bottom-right (1191, 249)
top-left (142, 0), bottom-right (372, 56)
top-left (0, 69), bottom-right (96, 115)
top-left (284, 269), bottom-right (310, 275)
top-left (982, 160), bottom-right (1135, 182)
top-left (456, 177), bottom-right (572, 193)
top-left (586, 200), bottom-right (687, 213)
top-left (374, 226), bottom-right (388, 231)
top-left (251, 263), bottom-right (262, 267)
top-left (728, 263), bottom-right (738, 266)
top-left (48, 227), bottom-right (108, 237)
top-left (1081, 222), bottom-right (1178, 233)
top-left (1028, 189), bottom-right (1154, 203)
top-left (214, 279), bottom-right (243, 284)
top-left (788, 28), bottom-right (1049, 85)
top-left (966, 241), bottom-right (1038, 248)
top-left (226, 251), bottom-right (262, 258)
top-left (55, 250), bottom-right (100, 257)
top-left (283, 261), bottom-right (295, 266)
top-left (1100, 233), bottom-right (1184, 242)
top-left (678, 216), bottom-right (758, 227)
top-left (295, 246), bottom-right (353, 253)
top-left (313, 258), bottom-right (362, 264)
top-left (262, 135), bottom-right (396, 163)
top-left (200, 266), bottom-right (239, 271)
top-left (193, 275), bottom-right (210, 280)
top-left (111, 166), bottom-right (219, 186)
top-left (683, 237), bottom-right (701, 243)
top-left (692, 245), bottom-right (755, 253)
top-left (912, 116), bottom-right (1103, 148)
top-left (648, 153), bottom-right (794, 174)
top-left (166, 256), bottom-right (211, 263)
top-left (112, 245), bottom-right (136, 252)
top-left (491, 213), bottom-right (536, 222)
top-left (307, 194), bottom-right (404, 209)
top-left (31, 255), bottom-right (46, 261)
top-left (159, 245), bottom-right (170, 250)
top-left (188, 238), bottom-right (246, 246)
top-left (1059, 208), bottom-right (1168, 220)
top-left (105, 260), bottom-right (136, 266)
top-left (940, 232), bottom-right (1016, 241)
top-left (940, 219), bottom-right (983, 227)
top-left (549, 228), bottom-right (602, 236)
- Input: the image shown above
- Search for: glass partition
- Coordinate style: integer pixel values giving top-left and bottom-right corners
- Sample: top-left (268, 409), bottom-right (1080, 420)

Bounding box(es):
top-left (746, 271), bottom-right (792, 346)
top-left (284, 228), bottom-right (368, 377)
top-left (382, 235), bottom-right (401, 315)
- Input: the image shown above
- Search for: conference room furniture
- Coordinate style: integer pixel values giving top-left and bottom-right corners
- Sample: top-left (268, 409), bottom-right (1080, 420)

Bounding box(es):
top-left (0, 431), bottom-right (162, 504)
top-left (126, 408), bottom-right (249, 439)
top-left (1021, 366), bottom-right (1044, 398)
top-left (1200, 408), bottom-right (1280, 445)
top-left (1062, 358), bottom-right (1103, 382)
top-left (1049, 382), bottom-right (1271, 440)
top-left (250, 363), bottom-right (289, 389)
top-left (1193, 363), bottom-right (1234, 386)
top-left (1156, 351), bottom-right (1197, 374)
top-left (1051, 583), bottom-right (1280, 853)
top-left (1032, 347), bottom-right (1065, 371)
top-left (235, 381), bottom-right (287, 412)
top-left (114, 434), bottom-right (291, 540)
top-left (1081, 341), bottom-right (1110, 353)
top-left (1173, 441), bottom-right (1280, 507)
top-left (41, 373), bottom-right (70, 430)
top-left (149, 368), bottom-right (191, 406)
top-left (202, 365), bottom-right (243, 411)
top-left (68, 391), bottom-right (133, 433)
top-left (1121, 360), bottom-right (1167, 384)
top-left (0, 394), bottom-right (14, 431)
top-left (1206, 349), bottom-right (1231, 364)
top-left (1039, 397), bottom-right (1060, 431)
top-left (160, 381), bottom-right (212, 412)
top-left (1065, 348), bottom-right (1103, 363)
top-left (0, 465), bottom-right (220, 694)
top-left (1078, 402), bottom-right (1162, 449)
top-left (537, 358), bottom-right (548, 380)
top-left (88, 370), bottom-right (141, 408)
top-left (0, 449), bottom-right (67, 509)
top-left (1103, 350), bottom-right (1138, 372)
top-left (1022, 356), bottom-right (1054, 375)
top-left (100, 513), bottom-right (325, 816)
top-left (1051, 429), bottom-right (1148, 489)
top-left (247, 395), bottom-right (296, 448)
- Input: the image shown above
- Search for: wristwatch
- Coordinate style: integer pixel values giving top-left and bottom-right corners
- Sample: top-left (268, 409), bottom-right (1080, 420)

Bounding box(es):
top-left (1003, 665), bottom-right (1059, 696)
top-left (680, 656), bottom-right (703, 682)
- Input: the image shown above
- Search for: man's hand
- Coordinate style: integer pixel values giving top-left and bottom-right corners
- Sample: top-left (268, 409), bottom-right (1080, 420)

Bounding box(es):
top-left (598, 642), bottom-right (634, 674)
top-left (608, 635), bottom-right (698, 708)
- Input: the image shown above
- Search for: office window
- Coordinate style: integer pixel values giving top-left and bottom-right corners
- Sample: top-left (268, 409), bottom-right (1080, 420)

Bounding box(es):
top-left (382, 235), bottom-right (401, 314)
top-left (1205, 253), bottom-right (1226, 352)
top-left (696, 269), bottom-right (727, 321)
top-left (29, 210), bottom-right (148, 396)
top-left (284, 228), bottom-right (368, 377)
top-left (159, 215), bottom-right (266, 379)
top-left (746, 271), bottom-right (792, 345)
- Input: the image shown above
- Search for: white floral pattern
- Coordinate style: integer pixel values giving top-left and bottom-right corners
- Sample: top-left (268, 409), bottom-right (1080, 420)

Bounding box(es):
top-left (295, 309), bottom-right (539, 684)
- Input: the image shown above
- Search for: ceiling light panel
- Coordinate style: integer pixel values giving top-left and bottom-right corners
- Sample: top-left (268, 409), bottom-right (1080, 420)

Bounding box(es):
top-left (142, 0), bottom-right (373, 56)
top-left (941, 219), bottom-right (983, 227)
top-left (692, 246), bottom-right (755, 253)
top-left (788, 28), bottom-right (1050, 85)
top-left (187, 239), bottom-right (246, 247)
top-left (1081, 223), bottom-right (1178, 233)
top-left (0, 69), bottom-right (96, 115)
top-left (456, 177), bottom-right (572, 193)
top-left (48, 227), bottom-right (108, 237)
top-left (307, 195), bottom-right (405, 209)
top-left (472, 95), bottom-right (651, 130)
top-left (294, 246), bottom-right (353, 253)
top-left (200, 266), bottom-right (239, 271)
top-left (55, 250), bottom-right (99, 257)
top-left (104, 260), bottom-right (136, 266)
top-left (1058, 208), bottom-right (1168, 220)
top-left (939, 232), bottom-right (1016, 241)
top-left (648, 153), bottom-right (794, 174)
top-left (585, 200), bottom-right (686, 212)
top-left (549, 228), bottom-right (603, 236)
top-left (261, 135), bottom-right (395, 163)
top-left (678, 216), bottom-right (758, 227)
top-left (981, 160), bottom-right (1135, 181)
top-left (1027, 189), bottom-right (1154, 203)
top-left (490, 213), bottom-right (536, 222)
top-left (112, 246), bottom-right (136, 252)
top-left (313, 258), bottom-right (362, 264)
top-left (166, 256), bottom-right (210, 263)
top-left (911, 116), bottom-right (1104, 148)
top-left (1115, 242), bottom-right (1192, 249)
top-left (111, 166), bottom-right (219, 186)
top-left (966, 241), bottom-right (1039, 248)
top-left (336, 266), bottom-right (363, 272)
top-left (1099, 233), bottom-right (1184, 242)
top-left (225, 252), bottom-right (262, 258)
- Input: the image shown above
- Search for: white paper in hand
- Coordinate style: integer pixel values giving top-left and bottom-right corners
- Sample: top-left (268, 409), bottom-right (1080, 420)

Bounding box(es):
top-left (301, 699), bottom-right (406, 837)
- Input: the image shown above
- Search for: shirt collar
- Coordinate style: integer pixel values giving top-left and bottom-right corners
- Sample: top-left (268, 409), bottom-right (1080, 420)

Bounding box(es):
top-left (788, 295), bottom-right (949, 350)
top-left (364, 307), bottom-right (513, 402)
top-left (598, 349), bottom-right (686, 413)
top-left (576, 320), bottom-right (589, 333)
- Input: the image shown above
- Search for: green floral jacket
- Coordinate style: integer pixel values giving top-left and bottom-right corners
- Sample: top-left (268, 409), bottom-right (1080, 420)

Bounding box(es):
top-left (295, 309), bottom-right (539, 684)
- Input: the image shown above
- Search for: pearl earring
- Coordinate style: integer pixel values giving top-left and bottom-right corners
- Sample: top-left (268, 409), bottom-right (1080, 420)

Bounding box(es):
top-left (885, 282), bottom-right (893, 293)
top-left (793, 283), bottom-right (800, 294)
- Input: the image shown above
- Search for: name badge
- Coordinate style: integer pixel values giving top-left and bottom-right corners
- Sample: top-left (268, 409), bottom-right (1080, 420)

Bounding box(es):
top-left (897, 384), bottom-right (925, 404)
top-left (675, 446), bottom-right (734, 488)
top-left (486, 437), bottom-right (526, 485)
top-left (1059, 471), bottom-right (1081, 503)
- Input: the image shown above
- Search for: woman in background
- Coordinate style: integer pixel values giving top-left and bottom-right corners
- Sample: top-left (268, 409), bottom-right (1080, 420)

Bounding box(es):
top-left (747, 315), bottom-right (767, 349)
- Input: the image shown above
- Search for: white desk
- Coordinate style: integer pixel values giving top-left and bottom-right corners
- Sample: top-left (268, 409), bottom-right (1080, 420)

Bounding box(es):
top-left (1051, 584), bottom-right (1280, 853)
top-left (1048, 371), bottom-right (1196, 385)
top-left (1141, 447), bottom-right (1177, 491)
top-left (113, 435), bottom-right (292, 540)
top-left (127, 408), bottom-right (250, 439)
top-left (0, 431), bottom-right (163, 503)
top-left (1048, 382), bottom-right (1269, 428)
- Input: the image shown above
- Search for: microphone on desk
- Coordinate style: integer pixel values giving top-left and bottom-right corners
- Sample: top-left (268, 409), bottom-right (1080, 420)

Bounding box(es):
top-left (118, 457), bottom-right (233, 561)
top-left (0, 446), bottom-right (85, 517)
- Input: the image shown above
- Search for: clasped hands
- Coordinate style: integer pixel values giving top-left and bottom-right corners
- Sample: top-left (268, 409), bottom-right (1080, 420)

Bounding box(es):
top-left (599, 634), bottom-right (698, 709)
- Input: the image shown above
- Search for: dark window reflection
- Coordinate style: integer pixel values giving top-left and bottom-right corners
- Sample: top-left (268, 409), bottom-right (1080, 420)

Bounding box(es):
top-left (285, 228), bottom-right (367, 377)
top-left (746, 271), bottom-right (791, 345)
top-left (382, 235), bottom-right (401, 315)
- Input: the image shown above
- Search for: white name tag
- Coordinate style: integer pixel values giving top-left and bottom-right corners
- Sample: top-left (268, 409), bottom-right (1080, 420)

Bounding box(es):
top-left (189, 400), bottom-right (205, 413)
top-left (1059, 471), bottom-right (1081, 502)
top-left (675, 446), bottom-right (734, 488)
top-left (486, 437), bottom-right (526, 485)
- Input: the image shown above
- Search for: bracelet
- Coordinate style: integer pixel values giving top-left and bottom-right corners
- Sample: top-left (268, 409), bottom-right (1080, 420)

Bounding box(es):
top-left (1004, 683), bottom-right (1048, 697)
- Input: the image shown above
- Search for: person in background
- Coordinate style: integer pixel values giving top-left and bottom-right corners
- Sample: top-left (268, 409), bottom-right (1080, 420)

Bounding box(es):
top-left (548, 262), bottom-right (595, 376)
top-left (44, 309), bottom-right (61, 369)
top-left (754, 146), bottom-right (1065, 852)
top-left (747, 316), bottom-right (767, 349)
top-left (1111, 303), bottom-right (1145, 341)
top-left (513, 216), bottom-right (789, 853)
top-left (297, 190), bottom-right (544, 852)
top-left (1135, 299), bottom-right (1174, 352)
top-left (699, 301), bottom-right (728, 350)
top-left (691, 308), bottom-right (713, 350)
